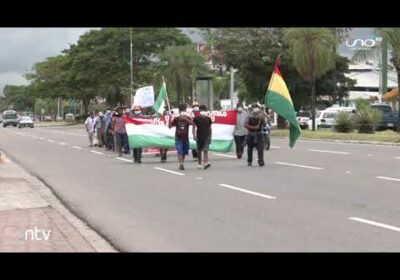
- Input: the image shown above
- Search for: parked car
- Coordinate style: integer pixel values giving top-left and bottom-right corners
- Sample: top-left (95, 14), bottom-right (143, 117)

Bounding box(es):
top-left (296, 111), bottom-right (311, 129)
top-left (18, 116), bottom-right (34, 128)
top-left (307, 110), bottom-right (339, 130)
top-left (370, 103), bottom-right (399, 130)
top-left (44, 115), bottom-right (53, 122)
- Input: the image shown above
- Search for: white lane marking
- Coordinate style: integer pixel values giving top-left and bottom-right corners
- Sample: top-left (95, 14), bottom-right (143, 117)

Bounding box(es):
top-left (213, 153), bottom-right (237, 158)
top-left (376, 176), bottom-right (400, 182)
top-left (276, 162), bottom-right (323, 170)
top-left (368, 154), bottom-right (373, 157)
top-left (308, 149), bottom-right (349, 155)
top-left (48, 140), bottom-right (55, 143)
top-left (72, 146), bottom-right (82, 150)
top-left (91, 150), bottom-right (103, 155)
top-left (395, 157), bottom-right (400, 160)
top-left (39, 138), bottom-right (45, 140)
top-left (218, 184), bottom-right (276, 200)
top-left (349, 217), bottom-right (400, 232)
top-left (116, 157), bottom-right (133, 163)
top-left (346, 171), bottom-right (351, 174)
top-left (59, 142), bottom-right (67, 146)
top-left (270, 145), bottom-right (281, 149)
top-left (154, 167), bottom-right (184, 176)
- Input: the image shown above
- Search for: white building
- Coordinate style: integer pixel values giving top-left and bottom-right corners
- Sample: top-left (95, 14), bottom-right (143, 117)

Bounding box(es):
top-left (344, 61), bottom-right (398, 106)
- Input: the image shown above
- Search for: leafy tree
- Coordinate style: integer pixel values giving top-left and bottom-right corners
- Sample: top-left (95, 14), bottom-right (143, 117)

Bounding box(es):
top-left (25, 28), bottom-right (191, 113)
top-left (2, 85), bottom-right (35, 111)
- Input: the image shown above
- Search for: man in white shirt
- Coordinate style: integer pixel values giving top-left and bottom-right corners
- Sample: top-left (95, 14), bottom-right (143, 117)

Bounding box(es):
top-left (84, 112), bottom-right (96, 147)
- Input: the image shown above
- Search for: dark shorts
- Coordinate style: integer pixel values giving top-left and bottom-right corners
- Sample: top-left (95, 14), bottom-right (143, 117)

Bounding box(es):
top-left (196, 137), bottom-right (211, 151)
top-left (175, 139), bottom-right (189, 156)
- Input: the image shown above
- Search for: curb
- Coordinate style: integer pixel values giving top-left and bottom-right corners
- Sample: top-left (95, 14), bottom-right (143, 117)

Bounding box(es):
top-left (0, 149), bottom-right (118, 252)
top-left (272, 136), bottom-right (400, 146)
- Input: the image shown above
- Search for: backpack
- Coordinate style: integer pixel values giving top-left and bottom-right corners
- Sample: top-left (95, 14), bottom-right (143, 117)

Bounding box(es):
top-left (248, 115), bottom-right (262, 131)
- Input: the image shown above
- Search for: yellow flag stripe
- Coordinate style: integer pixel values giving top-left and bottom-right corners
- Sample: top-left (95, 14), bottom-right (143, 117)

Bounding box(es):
top-left (269, 73), bottom-right (293, 105)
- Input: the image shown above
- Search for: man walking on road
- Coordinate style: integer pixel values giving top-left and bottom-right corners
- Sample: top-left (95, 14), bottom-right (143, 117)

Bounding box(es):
top-left (95, 112), bottom-right (105, 148)
top-left (131, 105), bottom-right (143, 163)
top-left (113, 112), bottom-right (127, 157)
top-left (193, 105), bottom-right (212, 169)
top-left (233, 102), bottom-right (248, 159)
top-left (104, 108), bottom-right (113, 150)
top-left (245, 104), bottom-right (265, 167)
top-left (190, 101), bottom-right (200, 160)
top-left (84, 112), bottom-right (96, 147)
top-left (169, 104), bottom-right (194, 170)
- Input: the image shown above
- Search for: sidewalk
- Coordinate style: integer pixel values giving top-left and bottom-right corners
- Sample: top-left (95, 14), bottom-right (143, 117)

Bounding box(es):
top-left (0, 151), bottom-right (117, 252)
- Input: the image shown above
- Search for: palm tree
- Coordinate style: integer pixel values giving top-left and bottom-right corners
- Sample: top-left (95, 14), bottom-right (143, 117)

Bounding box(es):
top-left (376, 28), bottom-right (400, 132)
top-left (160, 45), bottom-right (209, 105)
top-left (284, 28), bottom-right (337, 130)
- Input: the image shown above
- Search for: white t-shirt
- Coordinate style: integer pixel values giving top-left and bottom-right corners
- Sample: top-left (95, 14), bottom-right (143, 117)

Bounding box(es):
top-left (85, 117), bottom-right (96, 133)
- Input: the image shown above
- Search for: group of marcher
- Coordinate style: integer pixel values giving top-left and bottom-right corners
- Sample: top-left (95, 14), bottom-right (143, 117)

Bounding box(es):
top-left (84, 101), bottom-right (272, 170)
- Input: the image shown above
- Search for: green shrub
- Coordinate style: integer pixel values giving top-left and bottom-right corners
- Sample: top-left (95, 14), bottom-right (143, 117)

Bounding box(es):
top-left (354, 107), bottom-right (382, 134)
top-left (355, 98), bottom-right (370, 111)
top-left (335, 111), bottom-right (354, 133)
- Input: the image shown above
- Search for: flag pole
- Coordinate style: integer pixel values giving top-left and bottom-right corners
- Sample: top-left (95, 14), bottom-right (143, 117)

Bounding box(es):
top-left (162, 76), bottom-right (171, 113)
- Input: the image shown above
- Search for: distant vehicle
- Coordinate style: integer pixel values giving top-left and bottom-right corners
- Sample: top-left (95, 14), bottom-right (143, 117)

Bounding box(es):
top-left (18, 116), bottom-right (34, 128)
top-left (65, 113), bottom-right (75, 122)
top-left (44, 115), bottom-right (53, 122)
top-left (296, 111), bottom-right (311, 129)
top-left (2, 110), bottom-right (18, 127)
top-left (370, 103), bottom-right (399, 130)
top-left (307, 110), bottom-right (339, 130)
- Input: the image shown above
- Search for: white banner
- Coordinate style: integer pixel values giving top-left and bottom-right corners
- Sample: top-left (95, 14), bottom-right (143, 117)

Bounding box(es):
top-left (133, 86), bottom-right (155, 108)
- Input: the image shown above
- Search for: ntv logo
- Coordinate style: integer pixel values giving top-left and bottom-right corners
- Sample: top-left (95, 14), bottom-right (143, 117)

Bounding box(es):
top-left (345, 35), bottom-right (383, 50)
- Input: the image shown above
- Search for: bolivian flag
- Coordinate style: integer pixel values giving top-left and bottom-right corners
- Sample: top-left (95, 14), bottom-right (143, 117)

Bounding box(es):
top-left (265, 57), bottom-right (301, 148)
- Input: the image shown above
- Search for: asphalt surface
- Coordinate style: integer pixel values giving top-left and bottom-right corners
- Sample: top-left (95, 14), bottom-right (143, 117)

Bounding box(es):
top-left (1, 124), bottom-right (400, 251)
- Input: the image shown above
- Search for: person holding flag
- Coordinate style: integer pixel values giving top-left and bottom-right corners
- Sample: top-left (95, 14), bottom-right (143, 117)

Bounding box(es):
top-left (245, 103), bottom-right (266, 167)
top-left (265, 56), bottom-right (301, 148)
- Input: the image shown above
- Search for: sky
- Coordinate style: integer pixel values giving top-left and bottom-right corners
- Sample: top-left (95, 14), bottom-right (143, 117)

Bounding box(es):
top-left (0, 28), bottom-right (375, 97)
top-left (0, 28), bottom-right (93, 97)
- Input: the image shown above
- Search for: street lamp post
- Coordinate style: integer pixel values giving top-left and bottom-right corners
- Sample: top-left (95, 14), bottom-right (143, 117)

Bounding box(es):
top-left (229, 66), bottom-right (238, 109)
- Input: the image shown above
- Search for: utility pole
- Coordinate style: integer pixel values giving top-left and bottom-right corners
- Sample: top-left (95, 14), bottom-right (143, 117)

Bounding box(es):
top-left (381, 38), bottom-right (388, 101)
top-left (130, 28), bottom-right (134, 108)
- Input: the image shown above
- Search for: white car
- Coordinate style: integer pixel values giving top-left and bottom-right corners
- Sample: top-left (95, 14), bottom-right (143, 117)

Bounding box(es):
top-left (296, 111), bottom-right (311, 129)
top-left (18, 116), bottom-right (34, 128)
top-left (307, 110), bottom-right (339, 130)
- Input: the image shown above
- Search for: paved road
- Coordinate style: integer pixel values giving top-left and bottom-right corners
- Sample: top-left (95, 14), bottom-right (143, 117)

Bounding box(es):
top-left (1, 125), bottom-right (400, 251)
